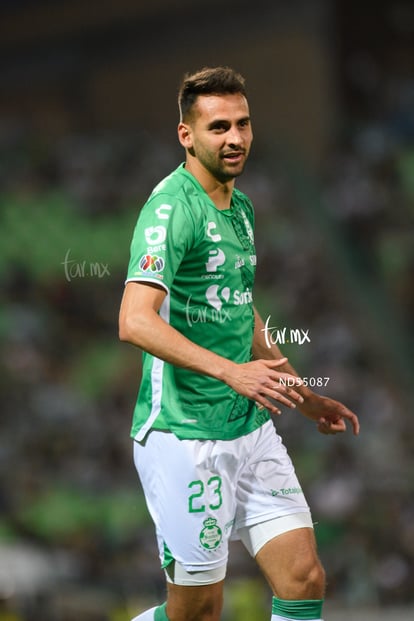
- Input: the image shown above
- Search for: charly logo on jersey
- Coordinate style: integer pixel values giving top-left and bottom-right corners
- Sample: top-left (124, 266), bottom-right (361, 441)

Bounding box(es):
top-left (199, 517), bottom-right (222, 550)
top-left (155, 204), bottom-right (172, 220)
top-left (207, 221), bottom-right (222, 242)
top-left (201, 221), bottom-right (226, 280)
top-left (139, 254), bottom-right (165, 273)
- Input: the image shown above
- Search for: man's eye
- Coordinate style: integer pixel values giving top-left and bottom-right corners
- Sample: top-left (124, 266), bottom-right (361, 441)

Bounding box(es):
top-left (211, 124), bottom-right (227, 132)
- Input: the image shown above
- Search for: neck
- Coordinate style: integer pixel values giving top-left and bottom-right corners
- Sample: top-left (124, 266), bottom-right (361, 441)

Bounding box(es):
top-left (184, 159), bottom-right (235, 211)
top-left (208, 184), bottom-right (233, 211)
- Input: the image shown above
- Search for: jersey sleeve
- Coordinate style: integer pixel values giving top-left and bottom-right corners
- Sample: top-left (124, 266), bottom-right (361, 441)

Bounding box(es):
top-left (126, 194), bottom-right (195, 293)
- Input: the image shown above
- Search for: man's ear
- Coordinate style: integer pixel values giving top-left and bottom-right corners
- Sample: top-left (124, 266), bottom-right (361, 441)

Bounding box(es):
top-left (177, 122), bottom-right (193, 149)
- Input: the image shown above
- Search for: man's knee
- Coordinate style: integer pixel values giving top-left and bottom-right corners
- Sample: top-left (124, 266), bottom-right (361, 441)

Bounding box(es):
top-left (255, 527), bottom-right (326, 599)
top-left (271, 554), bottom-right (325, 600)
top-left (279, 541), bottom-right (325, 596)
top-left (296, 555), bottom-right (326, 596)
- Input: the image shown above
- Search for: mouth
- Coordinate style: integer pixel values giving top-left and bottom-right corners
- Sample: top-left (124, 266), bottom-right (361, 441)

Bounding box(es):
top-left (222, 151), bottom-right (245, 164)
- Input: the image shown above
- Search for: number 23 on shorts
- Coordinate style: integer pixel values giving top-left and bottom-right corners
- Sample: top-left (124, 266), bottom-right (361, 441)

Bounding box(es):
top-left (188, 476), bottom-right (223, 513)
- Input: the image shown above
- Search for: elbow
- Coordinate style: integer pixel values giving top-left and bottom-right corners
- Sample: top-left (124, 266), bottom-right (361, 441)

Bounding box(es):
top-left (118, 313), bottom-right (136, 344)
top-left (118, 322), bottom-right (129, 343)
top-left (118, 310), bottom-right (149, 350)
top-left (118, 322), bottom-right (129, 344)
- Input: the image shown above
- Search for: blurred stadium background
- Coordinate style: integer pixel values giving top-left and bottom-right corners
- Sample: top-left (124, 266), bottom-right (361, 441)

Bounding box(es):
top-left (0, 0), bottom-right (413, 619)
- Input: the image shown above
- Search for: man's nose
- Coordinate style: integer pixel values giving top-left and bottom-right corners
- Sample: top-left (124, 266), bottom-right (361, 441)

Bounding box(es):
top-left (227, 126), bottom-right (242, 146)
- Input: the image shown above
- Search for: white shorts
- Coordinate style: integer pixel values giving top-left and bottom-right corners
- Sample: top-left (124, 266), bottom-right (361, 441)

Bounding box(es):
top-left (133, 420), bottom-right (312, 579)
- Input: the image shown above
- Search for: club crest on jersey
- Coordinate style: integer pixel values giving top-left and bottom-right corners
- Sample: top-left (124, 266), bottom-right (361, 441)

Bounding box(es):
top-left (139, 254), bottom-right (165, 273)
top-left (199, 517), bottom-right (222, 550)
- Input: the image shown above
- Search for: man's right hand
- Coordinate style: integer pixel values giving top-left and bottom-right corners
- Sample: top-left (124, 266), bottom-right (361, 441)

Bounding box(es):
top-left (224, 358), bottom-right (304, 415)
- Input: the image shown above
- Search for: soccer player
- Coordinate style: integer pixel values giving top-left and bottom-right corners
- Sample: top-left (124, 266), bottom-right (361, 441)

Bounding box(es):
top-left (119, 66), bottom-right (360, 621)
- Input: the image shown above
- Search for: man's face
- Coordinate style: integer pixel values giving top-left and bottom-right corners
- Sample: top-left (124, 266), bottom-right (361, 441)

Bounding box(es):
top-left (181, 93), bottom-right (253, 183)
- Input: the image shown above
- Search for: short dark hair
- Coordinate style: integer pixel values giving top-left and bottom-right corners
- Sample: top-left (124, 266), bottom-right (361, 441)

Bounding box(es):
top-left (178, 66), bottom-right (247, 122)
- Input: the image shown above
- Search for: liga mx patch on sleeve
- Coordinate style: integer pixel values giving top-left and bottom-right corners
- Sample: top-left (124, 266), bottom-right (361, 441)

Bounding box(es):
top-left (136, 253), bottom-right (165, 275)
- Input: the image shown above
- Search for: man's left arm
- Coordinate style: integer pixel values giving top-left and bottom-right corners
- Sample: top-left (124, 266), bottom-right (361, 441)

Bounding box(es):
top-left (252, 308), bottom-right (360, 436)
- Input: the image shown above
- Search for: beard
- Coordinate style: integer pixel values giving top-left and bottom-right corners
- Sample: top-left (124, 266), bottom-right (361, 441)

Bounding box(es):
top-left (191, 145), bottom-right (249, 183)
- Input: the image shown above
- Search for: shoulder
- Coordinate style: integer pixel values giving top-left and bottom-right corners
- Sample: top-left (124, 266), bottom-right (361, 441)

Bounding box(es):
top-left (150, 164), bottom-right (186, 194)
top-left (143, 165), bottom-right (201, 222)
top-left (149, 164), bottom-right (200, 204)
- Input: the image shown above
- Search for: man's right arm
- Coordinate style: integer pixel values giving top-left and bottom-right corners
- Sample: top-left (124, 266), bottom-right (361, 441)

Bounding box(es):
top-left (119, 282), bottom-right (302, 413)
top-left (119, 281), bottom-right (234, 379)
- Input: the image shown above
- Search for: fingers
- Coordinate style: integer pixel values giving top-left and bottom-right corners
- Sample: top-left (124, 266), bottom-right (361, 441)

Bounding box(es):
top-left (256, 399), bottom-right (281, 415)
top-left (317, 418), bottom-right (344, 435)
top-left (336, 404), bottom-right (361, 436)
top-left (317, 415), bottom-right (360, 436)
top-left (264, 360), bottom-right (304, 406)
top-left (272, 381), bottom-right (304, 408)
top-left (347, 413), bottom-right (360, 436)
top-left (352, 417), bottom-right (360, 435)
top-left (244, 360), bottom-right (361, 438)
top-left (263, 357), bottom-right (288, 368)
top-left (243, 358), bottom-right (303, 414)
top-left (256, 380), bottom-right (304, 414)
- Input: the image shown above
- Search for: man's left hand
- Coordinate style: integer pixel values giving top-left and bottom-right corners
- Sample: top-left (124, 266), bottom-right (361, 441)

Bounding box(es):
top-left (300, 394), bottom-right (360, 436)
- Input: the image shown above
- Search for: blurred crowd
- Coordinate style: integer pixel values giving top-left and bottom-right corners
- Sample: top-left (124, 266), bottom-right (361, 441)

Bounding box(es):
top-left (0, 68), bottom-right (413, 620)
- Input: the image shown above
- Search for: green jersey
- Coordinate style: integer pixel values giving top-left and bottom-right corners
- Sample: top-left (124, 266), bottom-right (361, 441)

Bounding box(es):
top-left (126, 164), bottom-right (269, 441)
